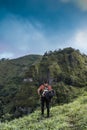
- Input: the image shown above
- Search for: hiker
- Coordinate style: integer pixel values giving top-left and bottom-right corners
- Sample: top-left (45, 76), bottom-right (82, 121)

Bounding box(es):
top-left (37, 80), bottom-right (54, 117)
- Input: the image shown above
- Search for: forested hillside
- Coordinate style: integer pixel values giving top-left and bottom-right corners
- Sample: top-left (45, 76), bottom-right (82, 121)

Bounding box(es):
top-left (0, 89), bottom-right (87, 130)
top-left (0, 47), bottom-right (87, 121)
top-left (0, 54), bottom-right (42, 121)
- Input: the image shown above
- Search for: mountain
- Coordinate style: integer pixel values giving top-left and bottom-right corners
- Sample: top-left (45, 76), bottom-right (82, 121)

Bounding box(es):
top-left (0, 47), bottom-right (87, 121)
top-left (0, 54), bottom-right (42, 120)
top-left (37, 47), bottom-right (87, 86)
top-left (0, 89), bottom-right (87, 130)
top-left (0, 54), bottom-right (42, 85)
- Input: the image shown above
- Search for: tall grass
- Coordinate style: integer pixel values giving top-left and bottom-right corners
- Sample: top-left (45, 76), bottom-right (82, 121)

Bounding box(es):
top-left (0, 91), bottom-right (87, 130)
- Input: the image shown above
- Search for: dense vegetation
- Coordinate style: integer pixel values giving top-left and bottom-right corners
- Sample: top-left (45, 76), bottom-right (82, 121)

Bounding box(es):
top-left (0, 55), bottom-right (42, 121)
top-left (0, 47), bottom-right (87, 122)
top-left (0, 89), bottom-right (87, 130)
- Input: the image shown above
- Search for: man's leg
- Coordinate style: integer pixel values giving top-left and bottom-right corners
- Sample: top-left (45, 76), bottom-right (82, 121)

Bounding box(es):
top-left (46, 99), bottom-right (50, 117)
top-left (41, 97), bottom-right (45, 116)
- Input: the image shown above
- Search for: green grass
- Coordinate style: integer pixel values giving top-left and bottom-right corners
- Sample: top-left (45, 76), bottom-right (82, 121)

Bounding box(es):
top-left (0, 91), bottom-right (87, 130)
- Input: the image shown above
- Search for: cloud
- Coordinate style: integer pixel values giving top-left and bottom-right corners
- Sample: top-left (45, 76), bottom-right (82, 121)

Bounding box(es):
top-left (74, 30), bottom-right (87, 48)
top-left (60, 0), bottom-right (87, 11)
top-left (0, 14), bottom-right (87, 59)
top-left (74, 0), bottom-right (87, 11)
top-left (0, 15), bottom-right (58, 58)
top-left (68, 28), bottom-right (87, 54)
top-left (0, 52), bottom-right (14, 59)
top-left (0, 15), bottom-right (72, 59)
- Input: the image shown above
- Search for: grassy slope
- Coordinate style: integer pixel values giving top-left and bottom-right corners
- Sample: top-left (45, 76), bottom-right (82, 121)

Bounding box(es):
top-left (0, 90), bottom-right (87, 130)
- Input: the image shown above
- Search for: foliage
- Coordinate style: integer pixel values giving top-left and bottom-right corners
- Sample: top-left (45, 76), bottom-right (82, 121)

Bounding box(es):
top-left (0, 55), bottom-right (42, 121)
top-left (0, 47), bottom-right (87, 121)
top-left (0, 90), bottom-right (87, 130)
top-left (38, 48), bottom-right (87, 87)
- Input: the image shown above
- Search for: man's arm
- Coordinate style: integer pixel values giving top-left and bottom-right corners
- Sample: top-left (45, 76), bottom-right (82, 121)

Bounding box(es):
top-left (37, 85), bottom-right (44, 95)
top-left (37, 88), bottom-right (41, 95)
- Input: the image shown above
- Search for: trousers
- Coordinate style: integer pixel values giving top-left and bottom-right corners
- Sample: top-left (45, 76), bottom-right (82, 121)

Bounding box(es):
top-left (41, 96), bottom-right (50, 117)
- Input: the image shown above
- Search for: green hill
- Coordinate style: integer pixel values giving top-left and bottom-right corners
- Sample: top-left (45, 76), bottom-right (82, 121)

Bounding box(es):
top-left (37, 47), bottom-right (87, 87)
top-left (0, 47), bottom-right (87, 121)
top-left (0, 54), bottom-right (42, 84)
top-left (0, 54), bottom-right (42, 120)
top-left (0, 89), bottom-right (87, 130)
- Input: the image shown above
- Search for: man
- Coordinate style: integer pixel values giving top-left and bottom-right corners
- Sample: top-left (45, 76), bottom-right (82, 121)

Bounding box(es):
top-left (37, 80), bottom-right (53, 118)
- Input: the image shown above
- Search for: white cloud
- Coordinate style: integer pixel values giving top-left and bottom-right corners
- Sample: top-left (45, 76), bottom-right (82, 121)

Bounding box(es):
top-left (1, 15), bottom-right (87, 59)
top-left (0, 15), bottom-right (55, 58)
top-left (72, 0), bottom-right (87, 11)
top-left (74, 31), bottom-right (87, 48)
top-left (0, 52), bottom-right (14, 59)
top-left (74, 0), bottom-right (87, 11)
top-left (69, 28), bottom-right (87, 54)
top-left (0, 15), bottom-right (69, 59)
top-left (61, 0), bottom-right (87, 11)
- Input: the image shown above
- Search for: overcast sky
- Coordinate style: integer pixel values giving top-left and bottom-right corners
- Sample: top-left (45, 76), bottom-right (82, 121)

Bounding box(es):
top-left (0, 0), bottom-right (87, 59)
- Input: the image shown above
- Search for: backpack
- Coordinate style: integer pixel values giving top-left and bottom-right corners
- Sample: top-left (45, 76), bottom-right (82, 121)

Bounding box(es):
top-left (47, 90), bottom-right (55, 99)
top-left (42, 88), bottom-right (55, 100)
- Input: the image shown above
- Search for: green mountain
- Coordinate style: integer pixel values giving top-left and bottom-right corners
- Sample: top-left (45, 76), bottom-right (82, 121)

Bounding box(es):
top-left (0, 89), bottom-right (87, 130)
top-left (0, 47), bottom-right (87, 121)
top-left (37, 47), bottom-right (87, 87)
top-left (0, 54), bottom-right (42, 120)
top-left (0, 54), bottom-right (42, 85)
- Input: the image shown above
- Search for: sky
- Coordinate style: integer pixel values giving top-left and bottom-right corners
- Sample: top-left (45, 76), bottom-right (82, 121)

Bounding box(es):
top-left (0, 0), bottom-right (87, 59)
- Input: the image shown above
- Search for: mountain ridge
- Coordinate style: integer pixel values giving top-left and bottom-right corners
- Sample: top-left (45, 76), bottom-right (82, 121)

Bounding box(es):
top-left (0, 47), bottom-right (87, 121)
